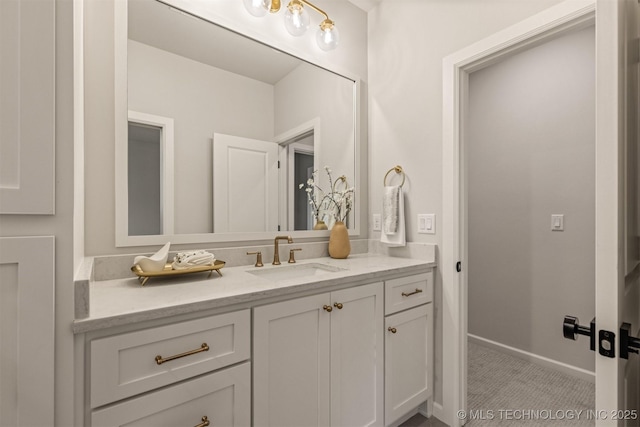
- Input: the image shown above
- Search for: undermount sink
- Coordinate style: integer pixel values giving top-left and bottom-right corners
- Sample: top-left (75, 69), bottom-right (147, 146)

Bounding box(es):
top-left (248, 262), bottom-right (346, 281)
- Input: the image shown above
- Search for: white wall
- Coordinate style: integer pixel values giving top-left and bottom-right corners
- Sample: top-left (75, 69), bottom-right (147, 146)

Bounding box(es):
top-left (128, 40), bottom-right (274, 234)
top-left (275, 62), bottom-right (356, 209)
top-left (84, 0), bottom-right (368, 255)
top-left (467, 26), bottom-right (595, 372)
top-left (367, 0), bottom-right (566, 406)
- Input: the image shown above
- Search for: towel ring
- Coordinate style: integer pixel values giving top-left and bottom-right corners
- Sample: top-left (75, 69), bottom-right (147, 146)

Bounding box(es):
top-left (384, 166), bottom-right (405, 187)
top-left (332, 175), bottom-right (349, 192)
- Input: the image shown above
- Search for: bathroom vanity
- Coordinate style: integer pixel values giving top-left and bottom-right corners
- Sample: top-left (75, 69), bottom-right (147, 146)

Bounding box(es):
top-left (73, 254), bottom-right (435, 427)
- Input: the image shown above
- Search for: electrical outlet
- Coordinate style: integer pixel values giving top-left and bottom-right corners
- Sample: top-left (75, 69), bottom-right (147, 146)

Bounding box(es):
top-left (372, 214), bottom-right (382, 231)
top-left (418, 214), bottom-right (435, 234)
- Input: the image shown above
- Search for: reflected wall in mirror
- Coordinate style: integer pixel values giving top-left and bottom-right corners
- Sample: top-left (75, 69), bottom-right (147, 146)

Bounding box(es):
top-left (123, 0), bottom-right (357, 242)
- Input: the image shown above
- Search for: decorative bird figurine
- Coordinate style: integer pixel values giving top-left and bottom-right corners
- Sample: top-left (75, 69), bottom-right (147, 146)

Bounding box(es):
top-left (133, 242), bottom-right (171, 272)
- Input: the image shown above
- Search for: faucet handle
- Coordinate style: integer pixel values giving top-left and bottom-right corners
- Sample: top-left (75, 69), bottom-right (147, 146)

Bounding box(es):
top-left (288, 248), bottom-right (302, 263)
top-left (247, 251), bottom-right (264, 267)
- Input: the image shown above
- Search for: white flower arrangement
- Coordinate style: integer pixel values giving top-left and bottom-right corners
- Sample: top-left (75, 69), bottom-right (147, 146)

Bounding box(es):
top-left (298, 170), bottom-right (331, 222)
top-left (299, 166), bottom-right (354, 225)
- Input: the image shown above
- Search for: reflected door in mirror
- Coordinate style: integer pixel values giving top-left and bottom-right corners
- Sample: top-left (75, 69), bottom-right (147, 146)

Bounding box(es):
top-left (213, 134), bottom-right (279, 233)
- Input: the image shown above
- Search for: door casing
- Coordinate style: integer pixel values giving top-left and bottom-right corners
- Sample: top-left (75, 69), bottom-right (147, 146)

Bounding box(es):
top-left (441, 1), bottom-right (598, 425)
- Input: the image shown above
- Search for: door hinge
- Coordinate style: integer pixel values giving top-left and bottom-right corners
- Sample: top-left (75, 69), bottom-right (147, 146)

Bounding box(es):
top-left (277, 160), bottom-right (280, 169)
top-left (278, 225), bottom-right (281, 231)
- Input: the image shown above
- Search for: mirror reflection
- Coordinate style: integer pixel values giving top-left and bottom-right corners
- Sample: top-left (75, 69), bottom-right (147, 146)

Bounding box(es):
top-left (126, 0), bottom-right (356, 237)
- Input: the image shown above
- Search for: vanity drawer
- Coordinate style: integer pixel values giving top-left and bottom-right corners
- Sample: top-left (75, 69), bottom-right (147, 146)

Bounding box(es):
top-left (91, 362), bottom-right (251, 427)
top-left (385, 271), bottom-right (433, 315)
top-left (90, 309), bottom-right (250, 408)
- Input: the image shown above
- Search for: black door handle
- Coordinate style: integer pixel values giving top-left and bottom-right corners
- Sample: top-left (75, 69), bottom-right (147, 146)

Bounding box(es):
top-left (563, 315), bottom-right (596, 351)
top-left (620, 323), bottom-right (640, 359)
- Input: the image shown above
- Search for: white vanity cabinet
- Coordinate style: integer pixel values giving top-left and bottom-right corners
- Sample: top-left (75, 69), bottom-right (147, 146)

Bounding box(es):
top-left (253, 281), bottom-right (384, 427)
top-left (384, 272), bottom-right (434, 426)
top-left (87, 309), bottom-right (251, 426)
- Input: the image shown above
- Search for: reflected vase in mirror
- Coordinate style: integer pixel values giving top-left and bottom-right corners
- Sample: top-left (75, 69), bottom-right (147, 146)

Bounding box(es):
top-left (314, 220), bottom-right (328, 230)
top-left (328, 221), bottom-right (350, 259)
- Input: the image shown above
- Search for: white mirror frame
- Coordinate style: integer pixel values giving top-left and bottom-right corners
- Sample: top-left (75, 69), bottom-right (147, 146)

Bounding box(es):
top-left (114, 0), bottom-right (361, 247)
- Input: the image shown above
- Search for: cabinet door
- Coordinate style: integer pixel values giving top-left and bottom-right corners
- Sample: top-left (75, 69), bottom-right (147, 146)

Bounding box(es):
top-left (253, 293), bottom-right (331, 427)
top-left (91, 362), bottom-right (250, 427)
top-left (385, 304), bottom-right (433, 426)
top-left (330, 282), bottom-right (384, 427)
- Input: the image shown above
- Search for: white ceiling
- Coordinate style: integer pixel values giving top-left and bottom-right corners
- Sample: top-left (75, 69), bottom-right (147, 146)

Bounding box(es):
top-left (128, 0), bottom-right (302, 85)
top-left (346, 0), bottom-right (382, 12)
top-left (128, 0), bottom-right (375, 85)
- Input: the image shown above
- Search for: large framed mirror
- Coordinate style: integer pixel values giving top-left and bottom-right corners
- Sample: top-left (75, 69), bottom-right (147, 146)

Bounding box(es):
top-left (115, 0), bottom-right (360, 246)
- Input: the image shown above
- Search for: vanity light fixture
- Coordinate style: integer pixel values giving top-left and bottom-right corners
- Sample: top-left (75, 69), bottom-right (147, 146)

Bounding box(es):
top-left (243, 0), bottom-right (340, 51)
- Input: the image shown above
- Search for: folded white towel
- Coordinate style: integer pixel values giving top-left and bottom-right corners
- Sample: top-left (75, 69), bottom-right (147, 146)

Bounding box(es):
top-left (172, 250), bottom-right (215, 270)
top-left (383, 186), bottom-right (400, 234)
top-left (381, 188), bottom-right (406, 247)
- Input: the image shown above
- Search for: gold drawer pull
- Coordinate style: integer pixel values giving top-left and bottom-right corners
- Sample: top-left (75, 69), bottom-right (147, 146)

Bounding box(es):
top-left (334, 302), bottom-right (343, 309)
top-left (323, 305), bottom-right (333, 312)
top-left (194, 416), bottom-right (210, 427)
top-left (388, 327), bottom-right (397, 334)
top-left (401, 288), bottom-right (423, 297)
top-left (155, 343), bottom-right (209, 365)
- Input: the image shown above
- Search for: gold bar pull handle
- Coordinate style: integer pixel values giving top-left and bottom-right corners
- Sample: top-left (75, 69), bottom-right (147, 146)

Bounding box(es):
top-left (401, 288), bottom-right (423, 297)
top-left (194, 416), bottom-right (210, 427)
top-left (155, 343), bottom-right (209, 365)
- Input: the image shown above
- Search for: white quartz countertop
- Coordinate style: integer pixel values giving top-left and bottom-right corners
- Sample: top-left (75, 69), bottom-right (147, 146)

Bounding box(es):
top-left (73, 254), bottom-right (434, 334)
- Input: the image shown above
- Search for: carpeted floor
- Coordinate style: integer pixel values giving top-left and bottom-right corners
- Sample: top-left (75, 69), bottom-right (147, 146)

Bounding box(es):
top-left (402, 341), bottom-right (595, 427)
top-left (466, 341), bottom-right (595, 426)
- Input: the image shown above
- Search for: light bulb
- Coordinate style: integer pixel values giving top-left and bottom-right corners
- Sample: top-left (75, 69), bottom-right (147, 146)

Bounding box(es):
top-left (316, 20), bottom-right (339, 51)
top-left (243, 0), bottom-right (270, 17)
top-left (284, 0), bottom-right (310, 36)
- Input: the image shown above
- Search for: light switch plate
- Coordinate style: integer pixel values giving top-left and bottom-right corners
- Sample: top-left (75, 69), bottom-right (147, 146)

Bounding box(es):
top-left (551, 214), bottom-right (564, 231)
top-left (418, 214), bottom-right (435, 234)
top-left (372, 214), bottom-right (382, 231)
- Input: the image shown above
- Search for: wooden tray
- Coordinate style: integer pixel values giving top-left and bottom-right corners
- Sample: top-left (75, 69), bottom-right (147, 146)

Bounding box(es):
top-left (131, 260), bottom-right (225, 286)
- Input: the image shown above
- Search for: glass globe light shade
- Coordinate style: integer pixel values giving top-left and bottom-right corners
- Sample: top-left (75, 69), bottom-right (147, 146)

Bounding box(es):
top-left (316, 21), bottom-right (339, 51)
top-left (243, 0), bottom-right (270, 17)
top-left (284, 1), bottom-right (310, 36)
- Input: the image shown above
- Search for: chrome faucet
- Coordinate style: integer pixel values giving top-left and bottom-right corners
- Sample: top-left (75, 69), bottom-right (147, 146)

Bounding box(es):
top-left (273, 235), bottom-right (293, 265)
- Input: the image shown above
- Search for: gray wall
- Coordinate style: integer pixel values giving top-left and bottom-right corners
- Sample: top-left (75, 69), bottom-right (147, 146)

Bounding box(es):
top-left (467, 26), bottom-right (595, 372)
top-left (128, 123), bottom-right (161, 235)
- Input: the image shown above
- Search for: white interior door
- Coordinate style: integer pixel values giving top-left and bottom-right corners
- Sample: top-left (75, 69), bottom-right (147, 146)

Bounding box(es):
top-left (594, 0), bottom-right (640, 420)
top-left (213, 133), bottom-right (279, 233)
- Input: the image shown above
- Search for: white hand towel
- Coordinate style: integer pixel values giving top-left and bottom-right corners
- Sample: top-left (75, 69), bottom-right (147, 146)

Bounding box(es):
top-left (172, 250), bottom-right (216, 270)
top-left (381, 188), bottom-right (406, 247)
top-left (383, 186), bottom-right (400, 234)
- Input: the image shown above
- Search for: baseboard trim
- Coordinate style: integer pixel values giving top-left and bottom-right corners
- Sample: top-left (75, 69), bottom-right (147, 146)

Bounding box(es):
top-left (468, 334), bottom-right (595, 383)
top-left (431, 402), bottom-right (446, 425)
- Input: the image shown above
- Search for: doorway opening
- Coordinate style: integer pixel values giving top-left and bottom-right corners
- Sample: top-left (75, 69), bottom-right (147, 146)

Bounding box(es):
top-left (275, 119), bottom-right (321, 231)
top-left (440, 2), bottom-right (599, 426)
top-left (465, 23), bottom-right (596, 422)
